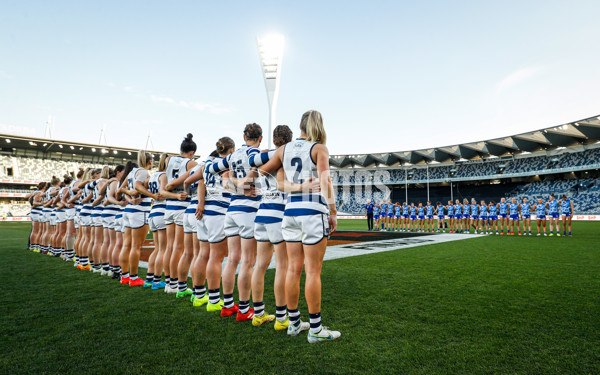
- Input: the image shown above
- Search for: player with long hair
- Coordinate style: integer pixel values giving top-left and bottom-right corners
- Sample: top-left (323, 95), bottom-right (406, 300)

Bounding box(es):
top-left (560, 194), bottom-right (574, 237)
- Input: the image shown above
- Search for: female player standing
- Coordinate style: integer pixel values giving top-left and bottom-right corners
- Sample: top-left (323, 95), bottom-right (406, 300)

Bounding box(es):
top-left (259, 110), bottom-right (340, 342)
top-left (508, 198), bottom-right (520, 236)
top-left (161, 134), bottom-right (197, 294)
top-left (547, 194), bottom-right (560, 236)
top-left (469, 198), bottom-right (478, 234)
top-left (425, 201), bottom-right (434, 232)
top-left (104, 165), bottom-right (127, 278)
top-left (373, 203), bottom-right (380, 231)
top-left (402, 202), bottom-right (409, 232)
top-left (533, 198), bottom-right (547, 236)
top-left (453, 199), bottom-right (462, 233)
top-left (521, 197), bottom-right (532, 235)
top-left (29, 182), bottom-right (46, 252)
top-left (386, 199), bottom-right (394, 231)
top-left (145, 155), bottom-right (168, 289)
top-left (436, 202), bottom-right (445, 232)
top-left (498, 198), bottom-right (509, 235)
top-left (489, 201), bottom-right (499, 234)
top-left (560, 194), bottom-right (574, 237)
top-left (409, 203), bottom-right (417, 231)
top-left (478, 200), bottom-right (488, 234)
top-left (207, 124), bottom-right (263, 321)
top-left (194, 139), bottom-right (233, 312)
top-left (446, 201), bottom-right (454, 233)
top-left (90, 167), bottom-right (110, 272)
top-left (119, 151), bottom-right (159, 286)
top-left (393, 202), bottom-right (401, 231)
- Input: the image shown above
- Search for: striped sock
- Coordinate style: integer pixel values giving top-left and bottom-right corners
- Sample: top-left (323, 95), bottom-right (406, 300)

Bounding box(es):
top-left (115, 266), bottom-right (121, 274)
top-left (130, 274), bottom-right (138, 281)
top-left (253, 302), bottom-right (265, 317)
top-left (239, 300), bottom-right (250, 314)
top-left (289, 308), bottom-right (301, 327)
top-left (170, 278), bottom-right (179, 290)
top-left (153, 274), bottom-right (162, 283)
top-left (102, 263), bottom-right (110, 271)
top-left (178, 281), bottom-right (187, 292)
top-left (276, 305), bottom-right (287, 322)
top-left (165, 276), bottom-right (171, 285)
top-left (209, 289), bottom-right (220, 304)
top-left (193, 286), bottom-right (206, 298)
top-left (75, 255), bottom-right (80, 263)
top-left (122, 272), bottom-right (130, 279)
top-left (82, 256), bottom-right (89, 265)
top-left (145, 273), bottom-right (154, 283)
top-left (309, 312), bottom-right (322, 333)
top-left (224, 294), bottom-right (234, 309)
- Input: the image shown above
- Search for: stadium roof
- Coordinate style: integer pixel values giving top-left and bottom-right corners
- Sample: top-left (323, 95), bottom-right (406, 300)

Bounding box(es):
top-left (330, 114), bottom-right (600, 168)
top-left (0, 133), bottom-right (171, 163)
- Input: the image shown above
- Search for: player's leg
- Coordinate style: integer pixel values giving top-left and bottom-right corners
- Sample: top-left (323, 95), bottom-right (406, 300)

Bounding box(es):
top-left (128, 224), bottom-right (149, 286)
top-left (191, 240), bottom-right (209, 305)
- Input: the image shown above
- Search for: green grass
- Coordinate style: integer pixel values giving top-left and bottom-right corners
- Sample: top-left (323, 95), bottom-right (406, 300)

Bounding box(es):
top-left (1, 220), bottom-right (599, 374)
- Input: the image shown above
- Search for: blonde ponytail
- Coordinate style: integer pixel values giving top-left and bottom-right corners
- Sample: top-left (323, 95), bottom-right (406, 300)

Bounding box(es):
top-left (300, 110), bottom-right (326, 145)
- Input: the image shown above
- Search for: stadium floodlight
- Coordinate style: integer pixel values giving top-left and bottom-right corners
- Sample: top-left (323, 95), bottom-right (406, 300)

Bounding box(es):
top-left (58, 144), bottom-right (63, 148)
top-left (29, 141), bottom-right (36, 146)
top-left (5, 139), bottom-right (10, 143)
top-left (70, 146), bottom-right (74, 150)
top-left (256, 33), bottom-right (285, 148)
top-left (113, 150), bottom-right (118, 155)
top-left (91, 148), bottom-right (96, 152)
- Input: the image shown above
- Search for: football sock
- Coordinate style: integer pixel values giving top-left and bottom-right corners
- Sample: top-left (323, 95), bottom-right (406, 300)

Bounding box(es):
top-left (178, 281), bottom-right (187, 292)
top-left (239, 300), bottom-right (250, 314)
top-left (224, 294), bottom-right (234, 309)
top-left (289, 308), bottom-right (301, 327)
top-left (276, 305), bottom-right (287, 321)
top-left (309, 312), bottom-right (322, 333)
top-left (253, 301), bottom-right (265, 317)
top-left (209, 289), bottom-right (220, 304)
top-left (130, 274), bottom-right (138, 281)
top-left (193, 286), bottom-right (206, 298)
top-left (153, 274), bottom-right (162, 283)
top-left (102, 263), bottom-right (110, 271)
top-left (122, 272), bottom-right (130, 279)
top-left (170, 278), bottom-right (178, 290)
top-left (145, 273), bottom-right (154, 283)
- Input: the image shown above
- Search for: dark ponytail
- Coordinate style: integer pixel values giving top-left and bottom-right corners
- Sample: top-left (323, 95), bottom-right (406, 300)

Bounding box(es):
top-left (120, 161), bottom-right (138, 187)
top-left (181, 133), bottom-right (197, 153)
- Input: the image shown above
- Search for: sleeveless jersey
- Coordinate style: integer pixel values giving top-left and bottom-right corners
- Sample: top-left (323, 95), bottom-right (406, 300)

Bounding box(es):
top-left (454, 204), bottom-right (462, 215)
top-left (410, 206), bottom-right (416, 216)
top-left (56, 187), bottom-right (68, 212)
top-left (148, 171), bottom-right (166, 218)
top-left (418, 207), bottom-right (424, 216)
top-left (509, 203), bottom-right (518, 216)
top-left (489, 205), bottom-right (497, 216)
top-left (185, 163), bottom-right (204, 215)
top-left (394, 205), bottom-right (401, 216)
top-left (403, 205), bottom-right (409, 215)
top-left (283, 139), bottom-right (327, 216)
top-left (548, 200), bottom-right (558, 214)
top-left (102, 180), bottom-right (122, 218)
top-left (499, 202), bottom-right (508, 214)
top-left (536, 203), bottom-right (546, 216)
top-left (522, 202), bottom-right (530, 215)
top-left (470, 204), bottom-right (478, 215)
top-left (203, 157), bottom-right (231, 216)
top-left (387, 204), bottom-right (394, 215)
top-left (426, 205), bottom-right (434, 216)
top-left (165, 155), bottom-right (192, 211)
top-left (447, 205), bottom-right (454, 215)
top-left (250, 150), bottom-right (286, 224)
top-left (561, 199), bottom-right (571, 214)
top-left (480, 205), bottom-right (488, 216)
top-left (125, 167), bottom-right (151, 213)
top-left (380, 204), bottom-right (387, 215)
top-left (437, 206), bottom-right (444, 217)
top-left (373, 205), bottom-right (380, 216)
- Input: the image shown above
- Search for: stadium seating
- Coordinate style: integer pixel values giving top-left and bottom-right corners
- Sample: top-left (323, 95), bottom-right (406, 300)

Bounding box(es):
top-left (0, 155), bottom-right (121, 182)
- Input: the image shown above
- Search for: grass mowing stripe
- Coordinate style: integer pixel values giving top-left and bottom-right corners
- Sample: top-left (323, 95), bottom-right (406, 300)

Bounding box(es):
top-left (1, 220), bottom-right (599, 374)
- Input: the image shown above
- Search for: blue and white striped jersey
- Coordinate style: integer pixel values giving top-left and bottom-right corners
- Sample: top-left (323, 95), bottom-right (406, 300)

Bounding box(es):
top-left (548, 199), bottom-right (558, 214)
top-left (216, 144), bottom-right (262, 214)
top-left (148, 171), bottom-right (166, 218)
top-left (203, 157), bottom-right (231, 216)
top-left (251, 150), bottom-right (285, 223)
top-left (166, 155), bottom-right (192, 211)
top-left (509, 203), bottom-right (519, 215)
top-left (282, 139), bottom-right (328, 216)
top-left (125, 167), bottom-right (151, 213)
top-left (185, 163), bottom-right (204, 214)
top-left (536, 203), bottom-right (546, 216)
top-left (522, 202), bottom-right (530, 215)
top-left (561, 199), bottom-right (571, 214)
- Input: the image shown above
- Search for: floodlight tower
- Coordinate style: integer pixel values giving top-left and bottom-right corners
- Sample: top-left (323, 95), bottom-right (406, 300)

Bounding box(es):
top-left (256, 34), bottom-right (285, 148)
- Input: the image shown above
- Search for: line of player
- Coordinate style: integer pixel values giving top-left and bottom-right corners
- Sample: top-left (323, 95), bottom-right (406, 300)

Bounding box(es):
top-left (24, 110), bottom-right (341, 343)
top-left (370, 194), bottom-right (574, 236)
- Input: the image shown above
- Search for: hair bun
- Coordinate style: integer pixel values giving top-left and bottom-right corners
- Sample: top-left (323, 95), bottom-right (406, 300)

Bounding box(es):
top-left (186, 133), bottom-right (193, 141)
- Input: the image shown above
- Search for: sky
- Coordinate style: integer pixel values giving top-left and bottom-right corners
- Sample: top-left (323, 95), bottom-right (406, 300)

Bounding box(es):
top-left (1, 0), bottom-right (600, 159)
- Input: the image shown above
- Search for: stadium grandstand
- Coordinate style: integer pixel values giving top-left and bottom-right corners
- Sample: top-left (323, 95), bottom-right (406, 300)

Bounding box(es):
top-left (0, 133), bottom-right (167, 220)
top-left (330, 114), bottom-right (600, 217)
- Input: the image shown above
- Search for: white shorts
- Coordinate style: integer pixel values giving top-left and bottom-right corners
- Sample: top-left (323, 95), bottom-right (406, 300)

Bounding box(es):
top-left (255, 221), bottom-right (284, 244)
top-left (74, 214), bottom-right (80, 229)
top-left (92, 215), bottom-right (103, 227)
top-left (56, 210), bottom-right (67, 223)
top-left (50, 214), bottom-right (58, 226)
top-left (197, 214), bottom-right (226, 243)
top-left (41, 211), bottom-right (50, 223)
top-left (149, 215), bottom-right (166, 232)
top-left (66, 208), bottom-right (76, 221)
top-left (164, 209), bottom-right (186, 226)
top-left (30, 212), bottom-right (38, 222)
top-left (282, 213), bottom-right (329, 245)
top-left (224, 212), bottom-right (257, 239)
top-left (114, 215), bottom-right (124, 233)
top-left (124, 211), bottom-right (148, 229)
top-left (183, 212), bottom-right (197, 234)
top-left (102, 215), bottom-right (116, 229)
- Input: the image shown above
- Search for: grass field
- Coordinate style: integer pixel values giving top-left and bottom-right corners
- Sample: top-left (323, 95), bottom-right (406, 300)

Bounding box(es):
top-left (1, 220), bottom-right (599, 374)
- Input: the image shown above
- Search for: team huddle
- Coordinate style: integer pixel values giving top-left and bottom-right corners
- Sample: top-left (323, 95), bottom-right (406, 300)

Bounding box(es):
top-left (367, 195), bottom-right (575, 236)
top-left (25, 110), bottom-right (342, 343)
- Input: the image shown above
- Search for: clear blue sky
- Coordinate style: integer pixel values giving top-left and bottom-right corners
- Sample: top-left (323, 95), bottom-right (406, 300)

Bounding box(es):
top-left (1, 0), bottom-right (599, 159)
